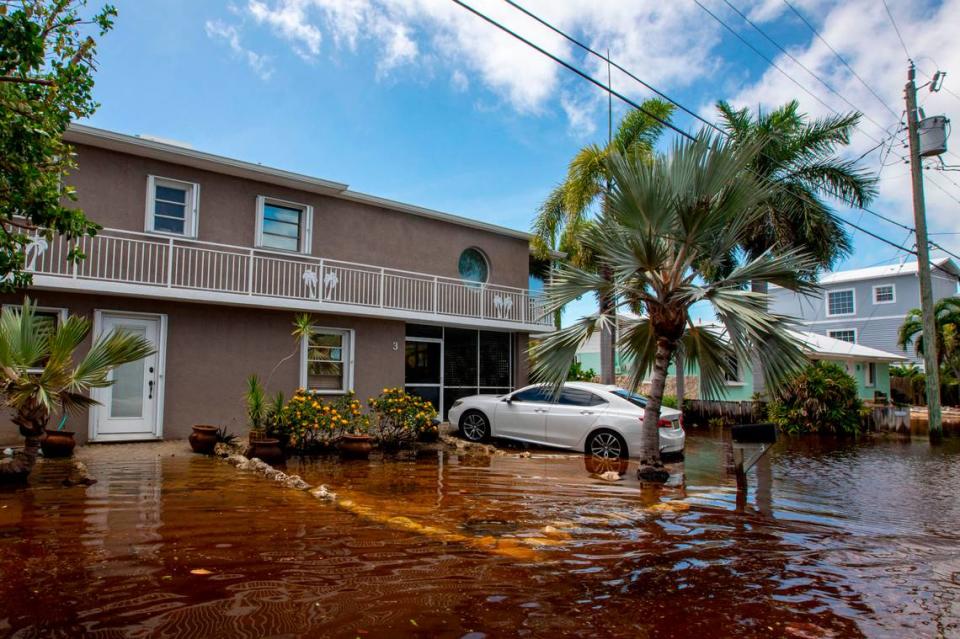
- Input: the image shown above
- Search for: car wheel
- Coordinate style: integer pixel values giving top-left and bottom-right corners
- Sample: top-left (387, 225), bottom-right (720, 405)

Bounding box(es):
top-left (586, 429), bottom-right (627, 459)
top-left (460, 410), bottom-right (490, 442)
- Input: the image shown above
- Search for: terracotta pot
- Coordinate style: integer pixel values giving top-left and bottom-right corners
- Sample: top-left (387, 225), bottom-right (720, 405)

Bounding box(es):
top-left (248, 438), bottom-right (284, 463)
top-left (417, 428), bottom-right (440, 443)
top-left (339, 434), bottom-right (374, 459)
top-left (189, 425), bottom-right (219, 455)
top-left (41, 430), bottom-right (76, 458)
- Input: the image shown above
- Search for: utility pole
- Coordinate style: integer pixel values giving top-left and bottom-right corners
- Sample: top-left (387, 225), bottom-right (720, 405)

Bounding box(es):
top-left (904, 62), bottom-right (943, 440)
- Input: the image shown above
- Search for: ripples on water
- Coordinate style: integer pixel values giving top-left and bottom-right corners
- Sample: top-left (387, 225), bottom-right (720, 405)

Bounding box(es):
top-left (0, 432), bottom-right (958, 638)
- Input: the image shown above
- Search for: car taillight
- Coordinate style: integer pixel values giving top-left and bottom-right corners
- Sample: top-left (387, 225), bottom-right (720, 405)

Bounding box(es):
top-left (657, 418), bottom-right (671, 428)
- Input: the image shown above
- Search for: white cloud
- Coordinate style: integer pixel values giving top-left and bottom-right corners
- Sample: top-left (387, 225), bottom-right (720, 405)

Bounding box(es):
top-left (248, 0), bottom-right (323, 59)
top-left (726, 0), bottom-right (960, 255)
top-left (450, 68), bottom-right (469, 92)
top-left (205, 19), bottom-right (274, 80)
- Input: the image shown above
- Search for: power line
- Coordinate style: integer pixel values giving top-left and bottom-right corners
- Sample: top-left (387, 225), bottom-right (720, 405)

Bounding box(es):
top-left (456, 0), bottom-right (955, 273)
top-left (781, 0), bottom-right (901, 121)
top-left (720, 0), bottom-right (894, 135)
top-left (881, 0), bottom-right (912, 61)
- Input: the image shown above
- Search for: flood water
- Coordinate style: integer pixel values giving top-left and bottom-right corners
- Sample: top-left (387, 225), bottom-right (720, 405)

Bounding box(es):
top-left (1, 431), bottom-right (959, 638)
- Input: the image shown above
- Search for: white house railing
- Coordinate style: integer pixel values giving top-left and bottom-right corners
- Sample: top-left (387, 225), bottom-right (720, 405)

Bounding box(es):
top-left (26, 228), bottom-right (553, 328)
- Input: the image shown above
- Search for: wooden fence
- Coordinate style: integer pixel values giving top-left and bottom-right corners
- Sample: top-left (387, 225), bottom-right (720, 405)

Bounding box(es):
top-left (683, 399), bottom-right (768, 426)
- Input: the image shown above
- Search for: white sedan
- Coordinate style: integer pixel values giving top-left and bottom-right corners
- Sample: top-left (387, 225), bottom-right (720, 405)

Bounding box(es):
top-left (447, 382), bottom-right (685, 459)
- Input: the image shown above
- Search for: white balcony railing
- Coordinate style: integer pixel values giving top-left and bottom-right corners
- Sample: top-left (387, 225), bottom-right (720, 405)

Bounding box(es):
top-left (26, 228), bottom-right (553, 329)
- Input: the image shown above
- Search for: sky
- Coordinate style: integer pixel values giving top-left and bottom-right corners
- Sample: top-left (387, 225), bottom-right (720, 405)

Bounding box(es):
top-left (81, 0), bottom-right (960, 324)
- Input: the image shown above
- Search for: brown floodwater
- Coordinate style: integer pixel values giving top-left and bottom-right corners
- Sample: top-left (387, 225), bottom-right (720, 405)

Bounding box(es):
top-left (0, 431), bottom-right (959, 638)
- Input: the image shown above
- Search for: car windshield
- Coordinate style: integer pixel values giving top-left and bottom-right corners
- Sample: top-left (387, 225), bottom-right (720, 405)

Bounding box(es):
top-left (610, 388), bottom-right (648, 409)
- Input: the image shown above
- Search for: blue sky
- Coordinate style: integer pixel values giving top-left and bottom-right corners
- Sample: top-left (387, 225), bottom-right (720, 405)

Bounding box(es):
top-left (82, 0), bottom-right (960, 324)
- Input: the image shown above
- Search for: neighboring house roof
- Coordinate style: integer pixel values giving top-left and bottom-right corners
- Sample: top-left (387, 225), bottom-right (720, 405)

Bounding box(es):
top-left (64, 123), bottom-right (535, 243)
top-left (576, 324), bottom-right (906, 362)
top-left (790, 330), bottom-right (907, 363)
top-left (771, 258), bottom-right (959, 289)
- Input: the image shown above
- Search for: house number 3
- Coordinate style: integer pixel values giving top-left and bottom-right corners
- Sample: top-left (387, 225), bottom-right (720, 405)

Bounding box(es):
top-left (393, 341), bottom-right (399, 351)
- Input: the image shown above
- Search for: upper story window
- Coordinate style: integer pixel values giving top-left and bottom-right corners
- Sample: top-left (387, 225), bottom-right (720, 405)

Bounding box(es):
top-left (146, 176), bottom-right (199, 237)
top-left (828, 329), bottom-right (857, 343)
top-left (458, 248), bottom-right (489, 285)
top-left (256, 196), bottom-right (313, 253)
top-left (826, 289), bottom-right (855, 316)
top-left (873, 284), bottom-right (896, 304)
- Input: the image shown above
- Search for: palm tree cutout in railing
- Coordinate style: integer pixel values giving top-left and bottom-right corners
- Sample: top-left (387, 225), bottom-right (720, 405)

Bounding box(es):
top-left (493, 294), bottom-right (514, 319)
top-left (323, 270), bottom-right (339, 300)
top-left (302, 269), bottom-right (318, 299)
top-left (24, 236), bottom-right (48, 272)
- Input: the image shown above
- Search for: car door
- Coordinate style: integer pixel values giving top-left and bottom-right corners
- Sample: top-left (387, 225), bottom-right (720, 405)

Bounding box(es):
top-left (495, 387), bottom-right (550, 444)
top-left (546, 387), bottom-right (607, 449)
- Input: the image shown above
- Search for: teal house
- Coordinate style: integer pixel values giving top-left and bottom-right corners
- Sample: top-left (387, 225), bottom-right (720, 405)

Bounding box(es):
top-left (575, 328), bottom-right (906, 402)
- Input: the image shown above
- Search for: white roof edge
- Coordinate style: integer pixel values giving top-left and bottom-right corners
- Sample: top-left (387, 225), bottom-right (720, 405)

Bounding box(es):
top-left (771, 258), bottom-right (959, 289)
top-left (64, 123), bottom-right (534, 243)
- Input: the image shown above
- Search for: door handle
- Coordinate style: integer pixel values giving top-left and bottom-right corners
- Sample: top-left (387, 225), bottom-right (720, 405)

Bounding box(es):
top-left (148, 379), bottom-right (154, 400)
top-left (580, 410), bottom-right (593, 415)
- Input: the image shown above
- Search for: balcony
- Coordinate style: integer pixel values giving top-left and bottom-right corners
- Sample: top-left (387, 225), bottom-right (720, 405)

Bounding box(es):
top-left (24, 228), bottom-right (553, 331)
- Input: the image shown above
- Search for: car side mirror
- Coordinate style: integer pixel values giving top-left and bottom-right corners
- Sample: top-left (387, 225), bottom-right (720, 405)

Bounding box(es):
top-left (503, 396), bottom-right (513, 404)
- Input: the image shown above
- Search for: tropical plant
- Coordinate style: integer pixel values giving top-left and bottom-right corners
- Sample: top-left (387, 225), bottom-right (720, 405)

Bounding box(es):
top-left (244, 375), bottom-right (267, 438)
top-left (898, 296), bottom-right (960, 383)
top-left (567, 360), bottom-right (596, 382)
top-left (0, 299), bottom-right (153, 479)
top-left (531, 131), bottom-right (818, 481)
top-left (532, 100), bottom-right (675, 376)
top-left (284, 390), bottom-right (367, 452)
top-left (767, 361), bottom-right (863, 435)
top-left (889, 362), bottom-right (926, 405)
top-left (660, 395), bottom-right (678, 409)
top-left (369, 387), bottom-right (437, 449)
top-left (214, 427), bottom-right (239, 446)
top-left (716, 100), bottom-right (877, 394)
top-left (0, 1), bottom-right (117, 290)
top-left (266, 314), bottom-right (314, 387)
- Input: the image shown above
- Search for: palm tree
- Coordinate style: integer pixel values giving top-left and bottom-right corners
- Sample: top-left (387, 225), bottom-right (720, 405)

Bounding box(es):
top-left (716, 100), bottom-right (877, 394)
top-left (0, 300), bottom-right (154, 481)
top-left (532, 100), bottom-right (675, 383)
top-left (531, 131), bottom-right (819, 482)
top-left (898, 296), bottom-right (960, 382)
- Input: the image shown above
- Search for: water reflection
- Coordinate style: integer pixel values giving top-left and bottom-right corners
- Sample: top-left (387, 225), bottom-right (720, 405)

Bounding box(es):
top-left (0, 433), bottom-right (957, 637)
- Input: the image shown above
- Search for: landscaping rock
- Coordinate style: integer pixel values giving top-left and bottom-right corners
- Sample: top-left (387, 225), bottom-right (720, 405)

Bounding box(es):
top-left (310, 485), bottom-right (337, 501)
top-left (225, 454), bottom-right (248, 466)
top-left (213, 442), bottom-right (245, 458)
top-left (283, 474), bottom-right (311, 490)
top-left (62, 461), bottom-right (97, 487)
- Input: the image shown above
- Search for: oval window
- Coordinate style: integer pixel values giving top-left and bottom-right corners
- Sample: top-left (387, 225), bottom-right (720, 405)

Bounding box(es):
top-left (458, 248), bottom-right (489, 285)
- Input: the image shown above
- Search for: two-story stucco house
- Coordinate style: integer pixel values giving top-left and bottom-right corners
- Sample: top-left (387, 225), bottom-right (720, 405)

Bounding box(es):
top-left (0, 124), bottom-right (552, 445)
top-left (769, 258), bottom-right (960, 368)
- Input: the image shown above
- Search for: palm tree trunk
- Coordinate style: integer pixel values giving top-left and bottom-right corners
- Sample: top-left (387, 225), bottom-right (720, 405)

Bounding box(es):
top-left (599, 287), bottom-right (616, 385)
top-left (750, 279), bottom-right (768, 397)
top-left (675, 351), bottom-right (685, 404)
top-left (637, 336), bottom-right (673, 483)
top-left (0, 403), bottom-right (49, 482)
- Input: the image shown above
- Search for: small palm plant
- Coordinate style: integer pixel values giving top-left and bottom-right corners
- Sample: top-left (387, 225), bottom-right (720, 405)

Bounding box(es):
top-left (532, 131), bottom-right (819, 481)
top-left (0, 299), bottom-right (154, 480)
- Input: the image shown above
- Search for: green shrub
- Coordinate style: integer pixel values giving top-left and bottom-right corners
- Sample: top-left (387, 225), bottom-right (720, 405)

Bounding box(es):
top-left (369, 387), bottom-right (438, 449)
top-left (285, 390), bottom-right (368, 452)
top-left (567, 360), bottom-right (597, 382)
top-left (767, 361), bottom-right (863, 435)
top-left (660, 394), bottom-right (678, 409)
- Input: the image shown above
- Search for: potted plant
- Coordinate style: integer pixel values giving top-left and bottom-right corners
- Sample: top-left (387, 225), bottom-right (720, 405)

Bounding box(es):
top-left (188, 424), bottom-right (219, 455)
top-left (40, 413), bottom-right (76, 458)
top-left (334, 393), bottom-right (373, 459)
top-left (244, 375), bottom-right (283, 463)
top-left (0, 300), bottom-right (153, 481)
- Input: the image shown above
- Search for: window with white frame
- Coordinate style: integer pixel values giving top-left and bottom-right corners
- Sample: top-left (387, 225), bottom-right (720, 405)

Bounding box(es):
top-left (3, 305), bottom-right (67, 372)
top-left (146, 176), bottom-right (199, 237)
top-left (828, 329), bottom-right (857, 343)
top-left (256, 196), bottom-right (313, 253)
top-left (827, 289), bottom-right (855, 316)
top-left (865, 362), bottom-right (876, 387)
top-left (302, 328), bottom-right (352, 393)
top-left (724, 355), bottom-right (742, 384)
top-left (873, 284), bottom-right (895, 304)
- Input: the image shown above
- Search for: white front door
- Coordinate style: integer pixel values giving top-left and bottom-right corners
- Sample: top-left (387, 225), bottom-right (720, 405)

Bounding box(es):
top-left (91, 313), bottom-right (165, 442)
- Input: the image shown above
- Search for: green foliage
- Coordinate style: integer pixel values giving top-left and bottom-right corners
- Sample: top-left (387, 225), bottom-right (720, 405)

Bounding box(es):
top-left (282, 390), bottom-right (368, 452)
top-left (214, 427), bottom-right (238, 446)
top-left (767, 361), bottom-right (863, 435)
top-left (0, 1), bottom-right (117, 289)
top-left (531, 130), bottom-right (819, 464)
top-left (244, 375), bottom-right (266, 433)
top-left (369, 387), bottom-right (437, 449)
top-left (567, 360), bottom-right (596, 382)
top-left (898, 296), bottom-right (960, 385)
top-left (660, 395), bottom-right (678, 409)
top-left (0, 298), bottom-right (152, 432)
